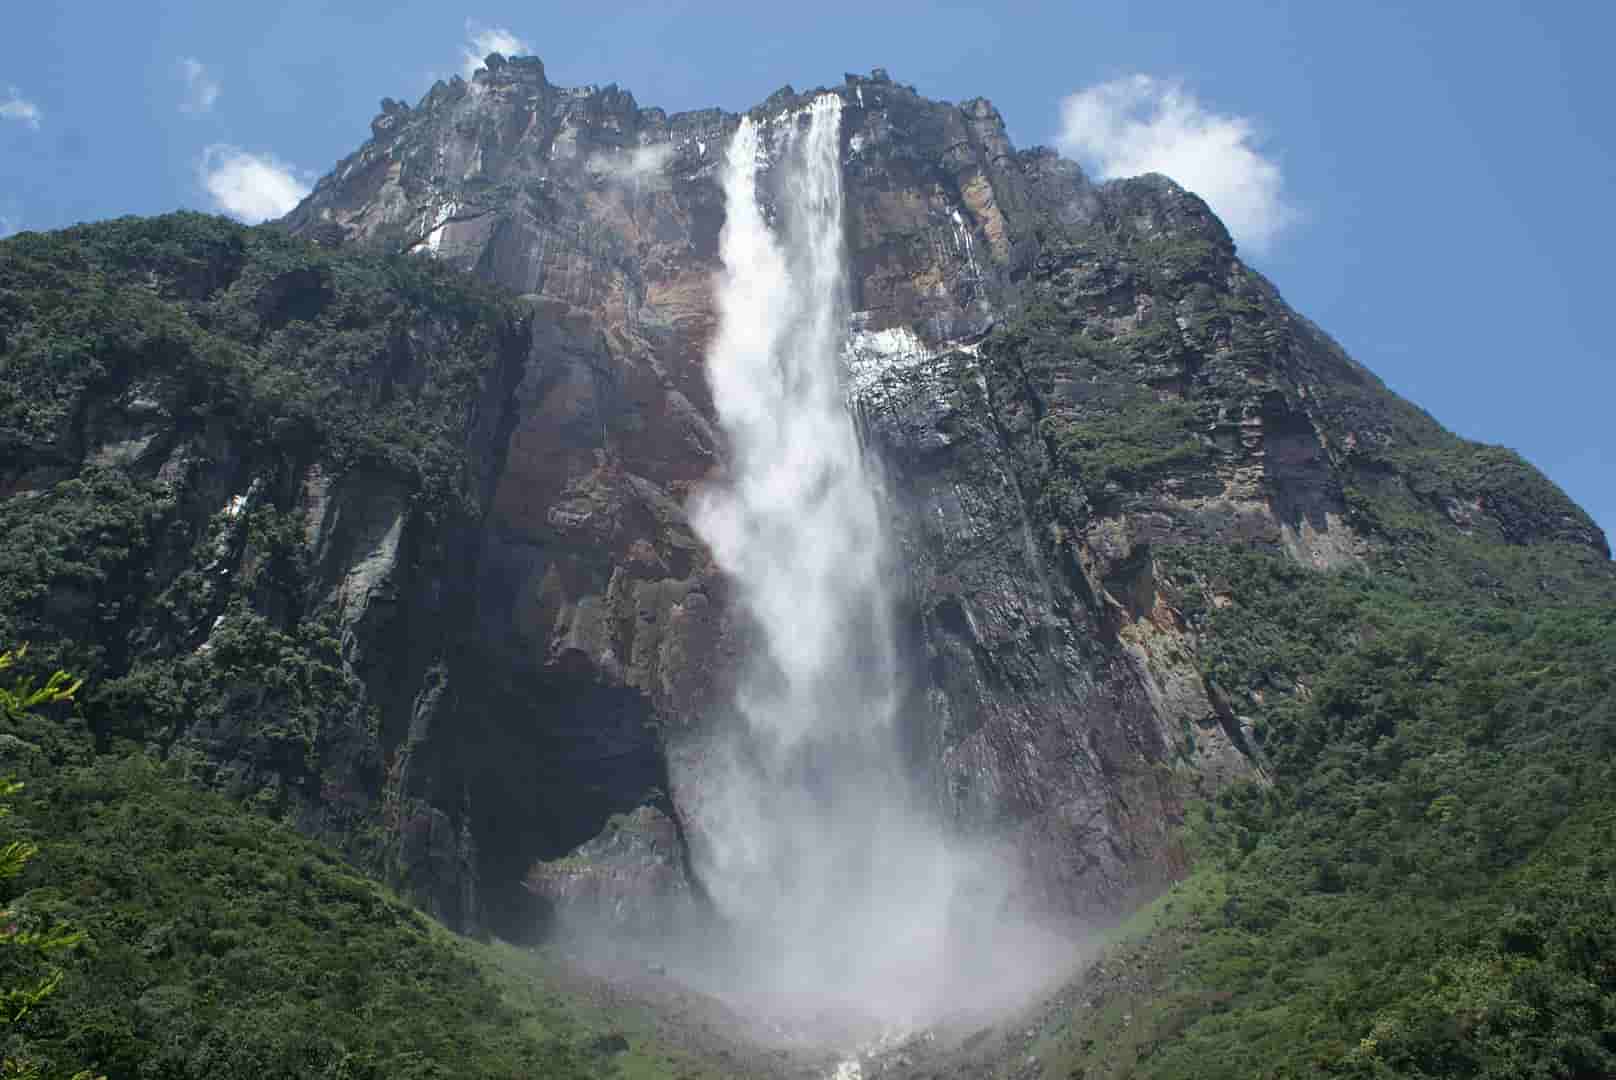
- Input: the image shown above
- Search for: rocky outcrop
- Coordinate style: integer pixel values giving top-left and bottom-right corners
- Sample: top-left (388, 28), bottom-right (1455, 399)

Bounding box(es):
top-left (523, 802), bottom-right (698, 937)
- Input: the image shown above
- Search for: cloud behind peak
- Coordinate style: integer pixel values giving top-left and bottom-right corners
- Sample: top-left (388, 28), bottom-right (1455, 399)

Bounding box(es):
top-left (1057, 75), bottom-right (1297, 256)
top-left (198, 145), bottom-right (309, 223)
top-left (461, 20), bottom-right (532, 79)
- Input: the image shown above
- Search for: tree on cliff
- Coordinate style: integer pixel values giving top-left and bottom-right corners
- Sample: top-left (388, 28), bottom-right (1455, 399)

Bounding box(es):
top-left (0, 647), bottom-right (99, 1080)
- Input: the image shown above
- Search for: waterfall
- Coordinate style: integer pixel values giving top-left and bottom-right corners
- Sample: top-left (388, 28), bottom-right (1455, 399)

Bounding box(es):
top-left (693, 95), bottom-right (898, 755)
top-left (670, 93), bottom-right (1069, 1043)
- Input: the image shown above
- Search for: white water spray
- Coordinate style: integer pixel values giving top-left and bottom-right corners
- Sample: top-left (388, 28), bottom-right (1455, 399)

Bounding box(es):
top-left (677, 95), bottom-right (1073, 1041)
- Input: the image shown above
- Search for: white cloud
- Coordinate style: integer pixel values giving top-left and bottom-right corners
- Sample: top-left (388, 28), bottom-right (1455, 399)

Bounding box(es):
top-left (1, 88), bottom-right (41, 129)
top-left (177, 57), bottom-right (221, 113)
top-left (461, 20), bottom-right (532, 79)
top-left (0, 216), bottom-right (19, 239)
top-left (198, 145), bottom-right (310, 223)
top-left (1057, 75), bottom-right (1296, 256)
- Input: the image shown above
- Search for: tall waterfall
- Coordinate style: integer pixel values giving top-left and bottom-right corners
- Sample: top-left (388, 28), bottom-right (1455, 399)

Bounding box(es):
top-left (681, 95), bottom-right (1065, 1036)
top-left (694, 95), bottom-right (897, 754)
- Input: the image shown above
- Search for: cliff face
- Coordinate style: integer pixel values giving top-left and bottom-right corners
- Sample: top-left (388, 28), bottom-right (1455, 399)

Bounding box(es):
top-left (286, 59), bottom-right (1243, 926)
top-left (3, 57), bottom-right (1606, 941)
top-left (285, 55), bottom-right (1608, 931)
top-left (0, 216), bottom-right (536, 931)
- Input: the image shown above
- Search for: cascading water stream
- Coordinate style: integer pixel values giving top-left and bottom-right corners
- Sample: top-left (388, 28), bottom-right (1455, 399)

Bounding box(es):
top-left (676, 93), bottom-right (1071, 1044)
top-left (694, 95), bottom-right (897, 754)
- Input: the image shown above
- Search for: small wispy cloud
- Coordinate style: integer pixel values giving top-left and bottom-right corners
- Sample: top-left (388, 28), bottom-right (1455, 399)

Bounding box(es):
top-left (587, 143), bottom-right (674, 186)
top-left (177, 57), bottom-right (221, 113)
top-left (1, 87), bottom-right (41, 129)
top-left (198, 145), bottom-right (309, 223)
top-left (1057, 75), bottom-right (1297, 256)
top-left (461, 20), bottom-right (532, 79)
top-left (0, 216), bottom-right (19, 239)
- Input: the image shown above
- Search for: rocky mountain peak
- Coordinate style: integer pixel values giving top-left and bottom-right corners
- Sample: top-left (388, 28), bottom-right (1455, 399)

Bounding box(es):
top-left (271, 55), bottom-right (1609, 932)
top-left (2, 57), bottom-right (1602, 958)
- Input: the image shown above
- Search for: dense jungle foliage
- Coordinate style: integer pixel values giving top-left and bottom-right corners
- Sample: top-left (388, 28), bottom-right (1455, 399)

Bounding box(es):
top-left (0, 210), bottom-right (496, 748)
top-left (0, 212), bottom-right (509, 496)
top-left (0, 649), bottom-right (728, 1080)
top-left (0, 213), bottom-right (530, 891)
top-left (981, 205), bottom-right (1614, 1078)
top-left (1032, 544), bottom-right (1616, 1079)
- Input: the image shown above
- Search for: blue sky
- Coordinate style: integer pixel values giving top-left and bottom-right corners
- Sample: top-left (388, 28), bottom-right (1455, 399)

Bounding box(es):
top-left (3, 1), bottom-right (1611, 547)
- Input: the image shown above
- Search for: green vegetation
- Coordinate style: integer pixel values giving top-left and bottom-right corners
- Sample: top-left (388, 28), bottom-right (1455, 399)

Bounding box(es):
top-left (1342, 439), bottom-right (1609, 584)
top-left (1277, 318), bottom-right (1610, 599)
top-left (972, 178), bottom-right (1615, 1078)
top-left (0, 216), bottom-right (747, 1080)
top-left (1030, 545), bottom-right (1616, 1079)
top-left (983, 299), bottom-right (1213, 506)
top-left (1131, 229), bottom-right (1227, 286)
top-left (987, 298), bottom-right (1125, 375)
top-left (0, 212), bottom-right (517, 660)
top-left (2, 187), bottom-right (1610, 1080)
top-left (0, 648), bottom-right (98, 1080)
top-left (0, 213), bottom-right (531, 887)
top-left (0, 213), bottom-right (511, 498)
top-left (0, 649), bottom-right (727, 1080)
top-left (1038, 394), bottom-right (1209, 493)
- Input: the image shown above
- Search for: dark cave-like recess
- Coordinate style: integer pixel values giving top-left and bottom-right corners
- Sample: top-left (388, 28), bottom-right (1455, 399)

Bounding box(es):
top-left (461, 675), bottom-right (667, 940)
